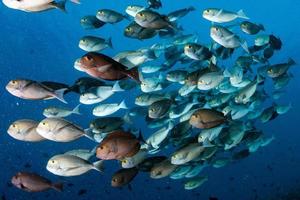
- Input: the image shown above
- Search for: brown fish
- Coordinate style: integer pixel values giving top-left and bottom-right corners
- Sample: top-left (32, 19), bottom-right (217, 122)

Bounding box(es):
top-left (96, 130), bottom-right (141, 160)
top-left (5, 79), bottom-right (67, 103)
top-left (111, 168), bottom-right (138, 187)
top-left (79, 52), bottom-right (140, 82)
top-left (189, 109), bottom-right (226, 129)
top-left (11, 172), bottom-right (63, 192)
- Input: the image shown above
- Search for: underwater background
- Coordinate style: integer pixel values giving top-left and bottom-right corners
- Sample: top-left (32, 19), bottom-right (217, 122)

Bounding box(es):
top-left (0, 0), bottom-right (300, 199)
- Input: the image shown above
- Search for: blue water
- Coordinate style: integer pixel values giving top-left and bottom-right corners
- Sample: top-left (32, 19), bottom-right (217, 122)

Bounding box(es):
top-left (1, 0), bottom-right (300, 199)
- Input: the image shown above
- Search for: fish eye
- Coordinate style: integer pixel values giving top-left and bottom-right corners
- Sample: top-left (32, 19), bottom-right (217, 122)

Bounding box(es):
top-left (11, 80), bottom-right (17, 85)
top-left (112, 178), bottom-right (117, 182)
top-left (126, 27), bottom-right (131, 31)
top-left (100, 146), bottom-right (104, 150)
top-left (139, 13), bottom-right (144, 17)
top-left (123, 160), bottom-right (127, 163)
top-left (85, 55), bottom-right (93, 61)
top-left (42, 122), bottom-right (47, 126)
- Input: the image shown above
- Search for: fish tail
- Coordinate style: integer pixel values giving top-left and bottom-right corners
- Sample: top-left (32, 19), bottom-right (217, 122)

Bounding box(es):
top-left (259, 24), bottom-right (265, 31)
top-left (72, 104), bottom-right (81, 115)
top-left (53, 88), bottom-right (68, 104)
top-left (119, 100), bottom-right (128, 109)
top-left (112, 81), bottom-right (124, 92)
top-left (127, 67), bottom-right (141, 83)
top-left (84, 128), bottom-right (97, 142)
top-left (93, 160), bottom-right (104, 172)
top-left (52, 182), bottom-right (63, 192)
top-left (240, 40), bottom-right (249, 54)
top-left (237, 9), bottom-right (249, 20)
top-left (107, 37), bottom-right (113, 49)
top-left (288, 58), bottom-right (296, 66)
top-left (70, 0), bottom-right (80, 4)
top-left (52, 0), bottom-right (67, 13)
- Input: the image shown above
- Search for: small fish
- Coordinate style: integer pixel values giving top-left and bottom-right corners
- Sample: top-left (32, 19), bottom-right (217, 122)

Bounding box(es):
top-left (184, 176), bottom-right (208, 190)
top-left (148, 99), bottom-right (172, 119)
top-left (190, 109), bottom-right (227, 129)
top-left (7, 119), bottom-right (45, 142)
top-left (79, 36), bottom-right (112, 52)
top-left (11, 172), bottom-right (63, 192)
top-left (96, 9), bottom-right (129, 24)
top-left (96, 130), bottom-right (141, 160)
top-left (93, 100), bottom-right (128, 117)
top-left (80, 16), bottom-right (106, 30)
top-left (6, 79), bottom-right (67, 103)
top-left (47, 154), bottom-right (104, 176)
top-left (124, 22), bottom-right (157, 40)
top-left (171, 143), bottom-right (205, 165)
top-left (150, 159), bottom-right (177, 179)
top-left (184, 43), bottom-right (213, 61)
top-left (267, 58), bottom-right (296, 78)
top-left (203, 8), bottom-right (249, 23)
top-left (36, 118), bottom-right (91, 142)
top-left (240, 21), bottom-right (265, 35)
top-left (43, 104), bottom-right (81, 118)
top-left (111, 168), bottom-right (139, 187)
top-left (126, 5), bottom-right (145, 17)
top-left (135, 10), bottom-right (173, 30)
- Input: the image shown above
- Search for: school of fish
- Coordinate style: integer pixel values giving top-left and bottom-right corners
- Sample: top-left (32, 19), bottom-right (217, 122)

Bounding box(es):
top-left (4, 0), bottom-right (295, 193)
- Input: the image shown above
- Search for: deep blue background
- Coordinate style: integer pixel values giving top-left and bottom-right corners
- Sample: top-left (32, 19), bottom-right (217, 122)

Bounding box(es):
top-left (0, 0), bottom-right (300, 199)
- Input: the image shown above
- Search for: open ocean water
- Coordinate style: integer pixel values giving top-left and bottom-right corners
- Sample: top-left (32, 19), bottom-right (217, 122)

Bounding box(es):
top-left (0, 0), bottom-right (300, 200)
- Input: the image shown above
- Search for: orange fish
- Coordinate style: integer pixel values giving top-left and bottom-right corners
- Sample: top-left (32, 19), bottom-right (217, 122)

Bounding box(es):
top-left (79, 52), bottom-right (140, 82)
top-left (96, 130), bottom-right (141, 160)
top-left (11, 172), bottom-right (63, 192)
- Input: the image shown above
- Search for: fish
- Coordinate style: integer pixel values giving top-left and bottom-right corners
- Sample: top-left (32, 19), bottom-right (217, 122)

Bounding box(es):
top-left (190, 109), bottom-right (227, 129)
top-left (80, 16), bottom-right (106, 30)
top-left (267, 58), bottom-right (296, 78)
top-left (93, 100), bottom-right (127, 117)
top-left (120, 149), bottom-right (148, 168)
top-left (138, 156), bottom-right (167, 172)
top-left (210, 25), bottom-right (249, 53)
top-left (96, 9), bottom-right (129, 24)
top-left (135, 10), bottom-right (174, 30)
top-left (167, 7), bottom-right (196, 22)
top-left (171, 143), bottom-right (205, 165)
top-left (43, 104), bottom-right (81, 118)
top-left (2, 0), bottom-right (68, 12)
top-left (11, 172), bottom-right (63, 192)
top-left (7, 119), bottom-right (45, 142)
top-left (197, 71), bottom-right (224, 90)
top-left (148, 99), bottom-right (172, 119)
top-left (89, 117), bottom-right (126, 134)
top-left (79, 36), bottom-right (112, 52)
top-left (124, 22), bottom-right (157, 40)
top-left (240, 21), bottom-right (265, 35)
top-left (126, 5), bottom-right (145, 17)
top-left (47, 154), bottom-right (104, 176)
top-left (146, 122), bottom-right (174, 149)
top-left (36, 118), bottom-right (92, 142)
top-left (184, 43), bottom-right (213, 61)
top-left (79, 52), bottom-right (140, 82)
top-left (79, 82), bottom-right (124, 105)
top-left (147, 0), bottom-right (162, 9)
top-left (96, 130), bottom-right (141, 160)
top-left (150, 159), bottom-right (177, 179)
top-left (184, 176), bottom-right (208, 190)
top-left (203, 8), bottom-right (249, 23)
top-left (6, 79), bottom-right (67, 103)
top-left (111, 168), bottom-right (139, 187)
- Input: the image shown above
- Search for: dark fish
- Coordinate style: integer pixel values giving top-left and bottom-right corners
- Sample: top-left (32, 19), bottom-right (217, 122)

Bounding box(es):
top-left (232, 149), bottom-right (250, 160)
top-left (70, 77), bottom-right (105, 94)
top-left (11, 172), bottom-right (63, 192)
top-left (79, 52), bottom-right (140, 82)
top-left (137, 156), bottom-right (167, 172)
top-left (80, 15), bottom-right (106, 30)
top-left (77, 189), bottom-right (87, 196)
top-left (148, 0), bottom-right (162, 9)
top-left (96, 130), bottom-right (141, 160)
top-left (111, 168), bottom-right (138, 187)
top-left (269, 35), bottom-right (282, 50)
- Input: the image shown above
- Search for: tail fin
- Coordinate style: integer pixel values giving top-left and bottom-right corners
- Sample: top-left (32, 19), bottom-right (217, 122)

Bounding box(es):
top-left (288, 58), bottom-right (296, 66)
top-left (127, 67), bottom-right (140, 83)
top-left (72, 104), bottom-right (81, 115)
top-left (52, 0), bottom-right (67, 12)
top-left (259, 24), bottom-right (265, 31)
top-left (53, 88), bottom-right (68, 104)
top-left (107, 37), bottom-right (113, 49)
top-left (70, 0), bottom-right (80, 4)
top-left (237, 10), bottom-right (249, 19)
top-left (119, 100), bottom-right (128, 109)
top-left (93, 160), bottom-right (104, 172)
top-left (112, 81), bottom-right (124, 92)
top-left (84, 128), bottom-right (96, 142)
top-left (52, 182), bottom-right (63, 192)
top-left (240, 40), bottom-right (249, 54)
